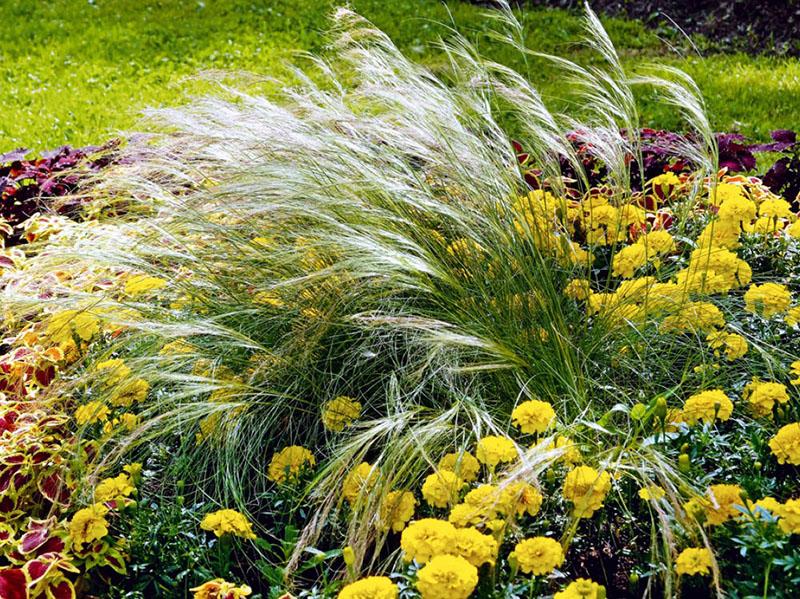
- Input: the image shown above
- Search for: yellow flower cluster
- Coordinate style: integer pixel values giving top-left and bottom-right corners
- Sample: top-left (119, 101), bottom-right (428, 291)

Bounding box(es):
top-left (322, 395), bottom-right (361, 432)
top-left (475, 435), bottom-right (517, 468)
top-left (681, 389), bottom-right (733, 425)
top-left (416, 554), bottom-right (478, 599)
top-left (438, 451), bottom-right (481, 482)
top-left (69, 503), bottom-right (109, 549)
top-left (510, 536), bottom-right (564, 575)
top-left (744, 282), bottom-right (792, 317)
top-left (200, 509), bottom-right (257, 540)
top-left (401, 519), bottom-right (457, 563)
top-left (511, 399), bottom-right (556, 434)
top-left (744, 379), bottom-right (789, 418)
top-left (675, 547), bottom-right (713, 576)
top-left (562, 466), bottom-right (612, 518)
top-left (342, 462), bottom-right (378, 503)
top-left (379, 490), bottom-right (417, 533)
top-left (268, 445), bottom-right (315, 483)
top-left (422, 471), bottom-right (464, 508)
top-left (338, 576), bottom-right (397, 599)
top-left (554, 578), bottom-right (606, 598)
top-left (769, 422), bottom-right (800, 465)
top-left (191, 579), bottom-right (252, 599)
top-left (705, 330), bottom-right (748, 361)
top-left (95, 473), bottom-right (136, 503)
top-left (685, 484), bottom-right (744, 526)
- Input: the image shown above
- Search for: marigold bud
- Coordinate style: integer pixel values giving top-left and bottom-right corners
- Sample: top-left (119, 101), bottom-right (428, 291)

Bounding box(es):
top-left (678, 453), bottom-right (691, 473)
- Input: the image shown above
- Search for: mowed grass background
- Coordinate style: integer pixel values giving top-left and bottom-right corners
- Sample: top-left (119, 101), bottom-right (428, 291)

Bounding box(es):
top-left (3, 0), bottom-right (799, 151)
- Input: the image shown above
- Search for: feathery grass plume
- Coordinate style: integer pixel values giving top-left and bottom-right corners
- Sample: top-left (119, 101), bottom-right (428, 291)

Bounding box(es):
top-left (0, 4), bottom-right (728, 593)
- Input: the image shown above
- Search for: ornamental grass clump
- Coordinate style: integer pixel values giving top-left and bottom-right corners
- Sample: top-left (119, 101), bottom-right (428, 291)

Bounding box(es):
top-left (3, 2), bottom-right (800, 597)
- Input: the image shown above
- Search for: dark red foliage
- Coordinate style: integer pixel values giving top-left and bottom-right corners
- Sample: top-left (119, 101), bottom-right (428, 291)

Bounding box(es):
top-left (515, 128), bottom-right (800, 206)
top-left (0, 140), bottom-right (119, 247)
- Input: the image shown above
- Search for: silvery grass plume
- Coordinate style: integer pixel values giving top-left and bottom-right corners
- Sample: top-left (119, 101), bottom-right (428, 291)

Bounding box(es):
top-left (1, 3), bottom-right (721, 593)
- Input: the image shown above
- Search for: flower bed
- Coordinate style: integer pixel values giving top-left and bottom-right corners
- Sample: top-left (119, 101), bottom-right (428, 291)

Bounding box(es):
top-left (1, 6), bottom-right (800, 599)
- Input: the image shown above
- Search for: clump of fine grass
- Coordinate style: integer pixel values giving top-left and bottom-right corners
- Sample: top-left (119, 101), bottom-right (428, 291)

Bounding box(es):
top-left (1, 3), bottom-right (728, 592)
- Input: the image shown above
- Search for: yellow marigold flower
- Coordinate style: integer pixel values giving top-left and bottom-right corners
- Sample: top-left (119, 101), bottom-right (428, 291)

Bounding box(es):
top-left (321, 396), bottom-right (361, 432)
top-left (69, 503), bottom-right (109, 549)
top-left (769, 422), bottom-right (800, 465)
top-left (744, 282), bottom-right (792, 317)
top-left (562, 466), bottom-right (612, 518)
top-left (675, 547), bottom-right (713, 576)
top-left (200, 509), bottom-right (256, 540)
top-left (510, 536), bottom-right (564, 575)
top-left (696, 218), bottom-right (742, 249)
top-left (500, 481), bottom-right (543, 517)
top-left (546, 435), bottom-right (582, 464)
top-left (125, 274), bottom-right (168, 296)
top-left (47, 309), bottom-right (100, 343)
top-left (744, 380), bottom-right (790, 418)
top-left (422, 471), bottom-right (464, 509)
top-left (753, 216), bottom-right (785, 234)
top-left (95, 358), bottom-right (131, 386)
top-left (342, 462), bottom-right (378, 504)
top-left (787, 219), bottom-right (800, 238)
top-left (786, 306), bottom-right (800, 327)
top-left (416, 554), bottom-right (478, 599)
top-left (109, 378), bottom-right (149, 407)
top-left (454, 527), bottom-right (498, 567)
top-left (95, 473), bottom-right (135, 503)
top-left (103, 413), bottom-right (141, 435)
top-left (682, 389), bottom-right (733, 425)
top-left (554, 578), bottom-right (605, 599)
top-left (75, 401), bottom-right (110, 425)
top-left (338, 577), bottom-right (397, 599)
top-left (564, 278), bottom-right (592, 301)
top-left (611, 244), bottom-right (647, 278)
top-left (191, 579), bottom-right (252, 599)
top-left (702, 484), bottom-right (745, 525)
top-left (268, 446), bottom-right (315, 483)
top-left (475, 436), bottom-right (517, 468)
top-left (438, 452), bottom-right (480, 483)
top-left (400, 518), bottom-right (458, 563)
top-left (511, 400), bottom-right (556, 435)
top-left (660, 301), bottom-right (725, 334)
top-left (448, 503), bottom-right (485, 528)
top-left (638, 485), bottom-right (665, 501)
top-left (791, 360), bottom-right (800, 386)
top-left (759, 197), bottom-right (793, 219)
top-left (744, 496), bottom-right (783, 522)
top-left (159, 339), bottom-right (196, 355)
top-left (723, 333), bottom-right (748, 360)
top-left (778, 498), bottom-right (800, 534)
top-left (380, 490), bottom-right (417, 533)
top-left (638, 229), bottom-right (675, 258)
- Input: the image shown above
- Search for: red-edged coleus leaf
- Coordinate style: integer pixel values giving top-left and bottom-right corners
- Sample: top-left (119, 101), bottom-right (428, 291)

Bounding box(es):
top-left (22, 558), bottom-right (52, 583)
top-left (38, 472), bottom-right (69, 506)
top-left (0, 465), bottom-right (22, 493)
top-left (19, 529), bottom-right (49, 555)
top-left (0, 568), bottom-right (27, 599)
top-left (47, 579), bottom-right (75, 599)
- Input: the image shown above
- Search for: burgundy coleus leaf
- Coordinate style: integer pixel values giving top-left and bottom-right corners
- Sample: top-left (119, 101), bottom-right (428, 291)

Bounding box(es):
top-left (38, 472), bottom-right (69, 506)
top-left (0, 465), bottom-right (22, 493)
top-left (34, 365), bottom-right (56, 387)
top-left (0, 568), bottom-right (27, 599)
top-left (750, 129), bottom-right (797, 153)
top-left (22, 558), bottom-right (50, 582)
top-left (20, 528), bottom-right (51, 554)
top-left (48, 580), bottom-right (76, 599)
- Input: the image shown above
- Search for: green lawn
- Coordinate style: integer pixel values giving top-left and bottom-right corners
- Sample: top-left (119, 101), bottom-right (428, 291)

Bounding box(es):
top-left (3, 0), bottom-right (799, 151)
